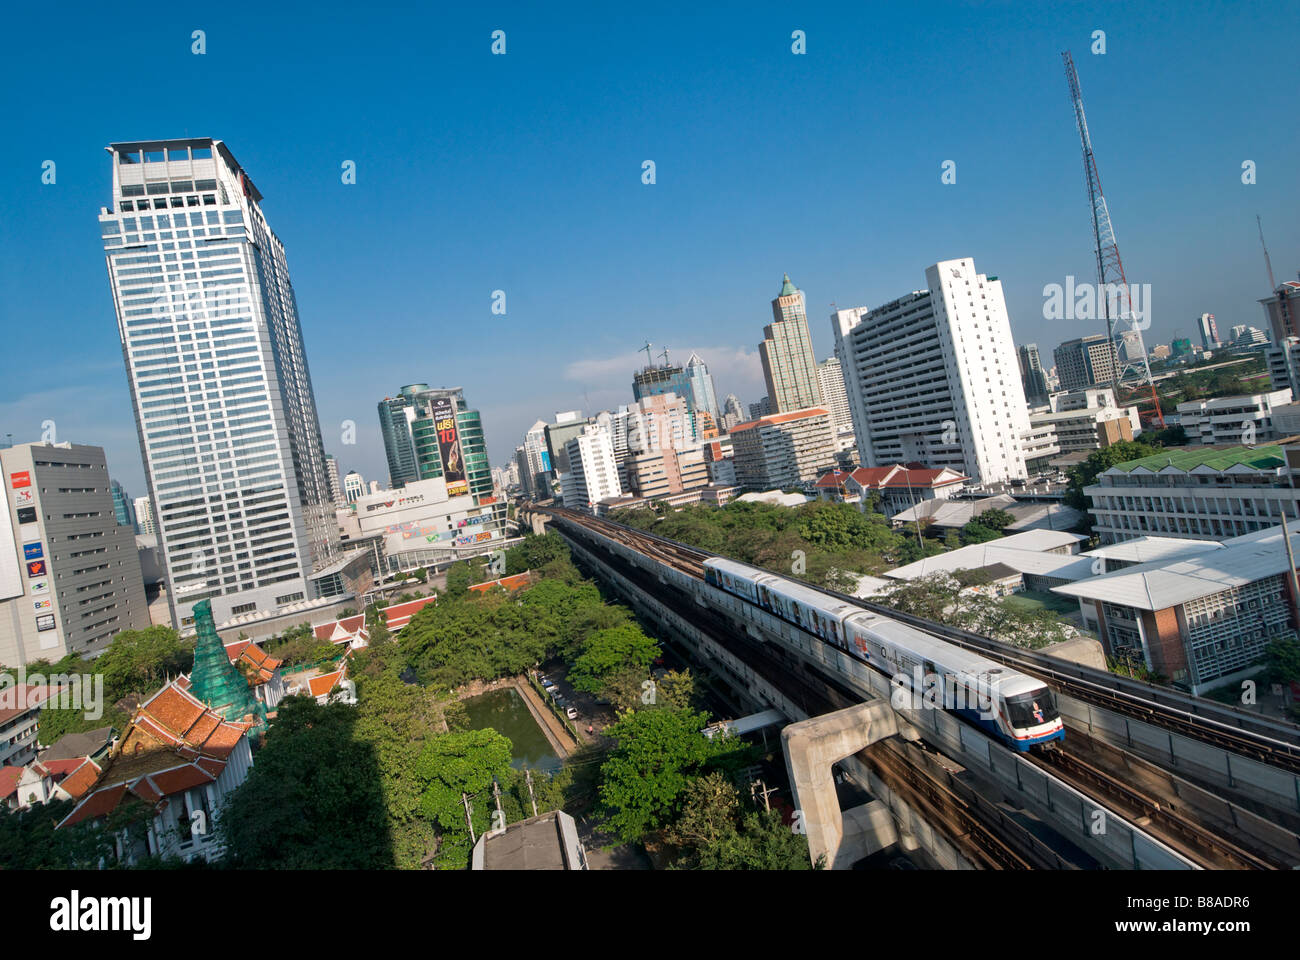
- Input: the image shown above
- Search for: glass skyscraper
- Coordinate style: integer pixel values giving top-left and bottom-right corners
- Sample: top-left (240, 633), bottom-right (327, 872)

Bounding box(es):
top-left (378, 384), bottom-right (492, 498)
top-left (99, 138), bottom-right (334, 629)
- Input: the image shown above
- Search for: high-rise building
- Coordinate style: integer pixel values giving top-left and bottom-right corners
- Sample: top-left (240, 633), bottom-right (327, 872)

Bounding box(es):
top-left (1260, 279), bottom-right (1300, 343)
top-left (720, 394), bottom-right (746, 432)
top-left (560, 424), bottom-right (622, 512)
top-left (833, 258), bottom-right (1030, 485)
top-left (1197, 313), bottom-right (1220, 351)
top-left (377, 385), bottom-right (492, 498)
top-left (133, 495), bottom-right (155, 536)
top-left (815, 357), bottom-right (853, 435)
top-left (1017, 344), bottom-right (1050, 405)
top-left (728, 408), bottom-right (836, 490)
top-left (517, 420), bottom-right (551, 498)
top-left (0, 442), bottom-right (150, 664)
top-left (344, 471), bottom-right (365, 504)
top-left (749, 397), bottom-right (771, 421)
top-left (324, 454), bottom-right (343, 506)
top-left (760, 274), bottom-right (823, 413)
top-left (632, 357), bottom-right (708, 439)
top-left (99, 139), bottom-right (335, 630)
top-left (683, 353), bottom-right (721, 423)
top-left (110, 479), bottom-right (136, 530)
top-left (1054, 335), bottom-right (1119, 391)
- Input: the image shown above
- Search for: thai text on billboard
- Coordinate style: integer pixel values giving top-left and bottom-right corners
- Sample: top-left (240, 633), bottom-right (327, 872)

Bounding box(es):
top-left (432, 397), bottom-right (469, 497)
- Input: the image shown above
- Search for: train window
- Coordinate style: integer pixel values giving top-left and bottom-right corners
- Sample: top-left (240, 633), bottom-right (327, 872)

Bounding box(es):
top-left (1004, 690), bottom-right (1059, 728)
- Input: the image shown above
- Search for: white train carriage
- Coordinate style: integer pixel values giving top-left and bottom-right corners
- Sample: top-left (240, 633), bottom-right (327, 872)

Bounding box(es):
top-left (702, 556), bottom-right (1064, 751)
top-left (843, 612), bottom-right (1063, 750)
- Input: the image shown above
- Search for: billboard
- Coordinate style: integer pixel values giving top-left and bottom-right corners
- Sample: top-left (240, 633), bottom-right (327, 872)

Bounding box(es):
top-left (35, 613), bottom-right (55, 632)
top-left (16, 507), bottom-right (36, 524)
top-left (9, 471), bottom-right (31, 489)
top-left (432, 397), bottom-right (469, 498)
top-left (0, 483), bottom-right (22, 602)
top-left (23, 542), bottom-right (44, 562)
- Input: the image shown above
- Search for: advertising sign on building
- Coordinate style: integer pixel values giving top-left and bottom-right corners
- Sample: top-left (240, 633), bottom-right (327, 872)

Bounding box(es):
top-left (16, 506), bottom-right (37, 524)
top-left (33, 598), bottom-right (51, 611)
top-left (9, 471), bottom-right (31, 489)
top-left (14, 489), bottom-right (33, 506)
top-left (432, 397), bottom-right (469, 498)
top-left (26, 559), bottom-right (47, 577)
top-left (35, 614), bottom-right (55, 632)
top-left (23, 542), bottom-right (44, 562)
top-left (29, 578), bottom-right (49, 595)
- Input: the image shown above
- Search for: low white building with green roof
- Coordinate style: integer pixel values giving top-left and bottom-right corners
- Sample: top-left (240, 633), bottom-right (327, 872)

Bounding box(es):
top-left (1085, 444), bottom-right (1299, 544)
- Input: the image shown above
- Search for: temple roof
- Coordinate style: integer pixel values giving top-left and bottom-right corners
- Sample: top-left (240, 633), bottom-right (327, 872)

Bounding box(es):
top-left (188, 598), bottom-right (267, 729)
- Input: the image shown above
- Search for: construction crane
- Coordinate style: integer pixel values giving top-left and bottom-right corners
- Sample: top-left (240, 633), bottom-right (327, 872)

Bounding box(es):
top-left (1258, 215), bottom-right (1293, 339)
top-left (1062, 51), bottom-right (1164, 427)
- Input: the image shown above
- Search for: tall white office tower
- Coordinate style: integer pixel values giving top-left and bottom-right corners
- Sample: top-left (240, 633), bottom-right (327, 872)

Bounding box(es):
top-left (99, 139), bottom-right (334, 630)
top-left (833, 258), bottom-right (1030, 485)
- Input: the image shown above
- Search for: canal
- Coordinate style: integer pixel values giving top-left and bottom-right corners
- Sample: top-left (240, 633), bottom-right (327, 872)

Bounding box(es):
top-left (462, 687), bottom-right (562, 776)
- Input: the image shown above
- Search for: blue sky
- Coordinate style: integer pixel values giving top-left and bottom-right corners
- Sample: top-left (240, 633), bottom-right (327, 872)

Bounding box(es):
top-left (1, 0), bottom-right (1297, 495)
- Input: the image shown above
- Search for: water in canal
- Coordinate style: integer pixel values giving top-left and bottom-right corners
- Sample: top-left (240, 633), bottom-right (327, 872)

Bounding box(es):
top-left (462, 687), bottom-right (562, 775)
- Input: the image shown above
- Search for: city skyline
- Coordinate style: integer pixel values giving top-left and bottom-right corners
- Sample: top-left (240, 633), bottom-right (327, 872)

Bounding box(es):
top-left (3, 3), bottom-right (1298, 495)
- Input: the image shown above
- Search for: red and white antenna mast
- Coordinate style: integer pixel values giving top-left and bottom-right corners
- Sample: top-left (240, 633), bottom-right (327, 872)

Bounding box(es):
top-left (1062, 52), bottom-right (1163, 427)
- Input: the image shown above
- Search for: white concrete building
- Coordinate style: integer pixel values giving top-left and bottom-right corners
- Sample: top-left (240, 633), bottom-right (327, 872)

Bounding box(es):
top-left (99, 139), bottom-right (335, 632)
top-left (1175, 389), bottom-right (1293, 446)
top-left (560, 425), bottom-right (623, 512)
top-left (132, 495), bottom-right (155, 535)
top-left (833, 258), bottom-right (1030, 486)
top-left (729, 408), bottom-right (837, 490)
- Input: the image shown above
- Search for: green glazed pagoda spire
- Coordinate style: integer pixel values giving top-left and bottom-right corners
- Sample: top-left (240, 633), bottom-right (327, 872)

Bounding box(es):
top-left (187, 599), bottom-right (266, 730)
top-left (779, 273), bottom-right (796, 297)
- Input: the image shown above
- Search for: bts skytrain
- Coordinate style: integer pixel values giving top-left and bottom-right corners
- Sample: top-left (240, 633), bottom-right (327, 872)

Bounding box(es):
top-left (703, 556), bottom-right (1064, 751)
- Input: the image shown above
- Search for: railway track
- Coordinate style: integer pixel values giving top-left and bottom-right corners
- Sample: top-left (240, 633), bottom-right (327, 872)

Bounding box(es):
top-left (558, 519), bottom-right (1054, 869)
top-left (1029, 748), bottom-right (1278, 870)
top-left (540, 504), bottom-right (1300, 776)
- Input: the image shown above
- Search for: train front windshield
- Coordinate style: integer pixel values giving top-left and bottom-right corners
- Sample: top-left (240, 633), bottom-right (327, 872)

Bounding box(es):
top-left (1004, 688), bottom-right (1059, 729)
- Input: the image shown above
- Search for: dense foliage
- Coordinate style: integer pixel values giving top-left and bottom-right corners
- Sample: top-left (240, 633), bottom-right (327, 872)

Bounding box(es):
top-left (610, 500), bottom-right (908, 591)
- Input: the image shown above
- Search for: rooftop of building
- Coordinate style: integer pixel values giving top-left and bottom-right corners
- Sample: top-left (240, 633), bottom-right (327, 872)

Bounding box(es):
top-left (475, 810), bottom-right (584, 870)
top-left (728, 407), bottom-right (830, 434)
top-left (887, 533), bottom-right (1095, 582)
top-left (1053, 522), bottom-right (1300, 610)
top-left (1100, 444), bottom-right (1286, 475)
top-left (1081, 536), bottom-right (1225, 566)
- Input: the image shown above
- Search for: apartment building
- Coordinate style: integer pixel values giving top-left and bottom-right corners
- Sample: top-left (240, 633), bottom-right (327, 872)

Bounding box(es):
top-left (833, 259), bottom-right (1030, 485)
top-left (728, 408), bottom-right (836, 490)
top-left (1175, 389), bottom-right (1292, 445)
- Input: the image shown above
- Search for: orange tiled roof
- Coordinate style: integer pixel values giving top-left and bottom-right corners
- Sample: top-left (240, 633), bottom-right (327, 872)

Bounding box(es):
top-left (0, 765), bottom-right (21, 799)
top-left (58, 759), bottom-right (102, 800)
top-left (728, 407), bottom-right (830, 434)
top-left (58, 680), bottom-right (249, 830)
top-left (308, 669), bottom-right (345, 699)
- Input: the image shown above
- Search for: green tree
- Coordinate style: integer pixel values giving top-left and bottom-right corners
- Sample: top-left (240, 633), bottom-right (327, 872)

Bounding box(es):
top-left (597, 707), bottom-right (751, 843)
top-left (445, 561), bottom-right (472, 598)
top-left (665, 770), bottom-right (739, 850)
top-left (973, 508), bottom-right (1013, 532)
top-left (695, 810), bottom-right (817, 870)
top-left (960, 521), bottom-right (1001, 545)
top-left (569, 624), bottom-right (660, 694)
top-left (220, 696), bottom-right (392, 869)
top-left (414, 728), bottom-right (514, 868)
top-left (1261, 637), bottom-right (1300, 685)
top-left (1064, 440), bottom-right (1163, 510)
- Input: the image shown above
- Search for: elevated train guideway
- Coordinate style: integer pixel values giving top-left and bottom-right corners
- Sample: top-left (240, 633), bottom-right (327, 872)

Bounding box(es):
top-left (537, 503), bottom-right (1300, 869)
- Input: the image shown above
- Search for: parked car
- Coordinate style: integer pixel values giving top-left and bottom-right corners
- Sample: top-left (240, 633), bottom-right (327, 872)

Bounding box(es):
top-left (566, 707), bottom-right (579, 720)
top-left (542, 679), bottom-right (556, 689)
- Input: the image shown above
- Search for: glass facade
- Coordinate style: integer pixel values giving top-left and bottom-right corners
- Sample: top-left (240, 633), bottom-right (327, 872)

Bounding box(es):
top-left (100, 138), bottom-right (333, 629)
